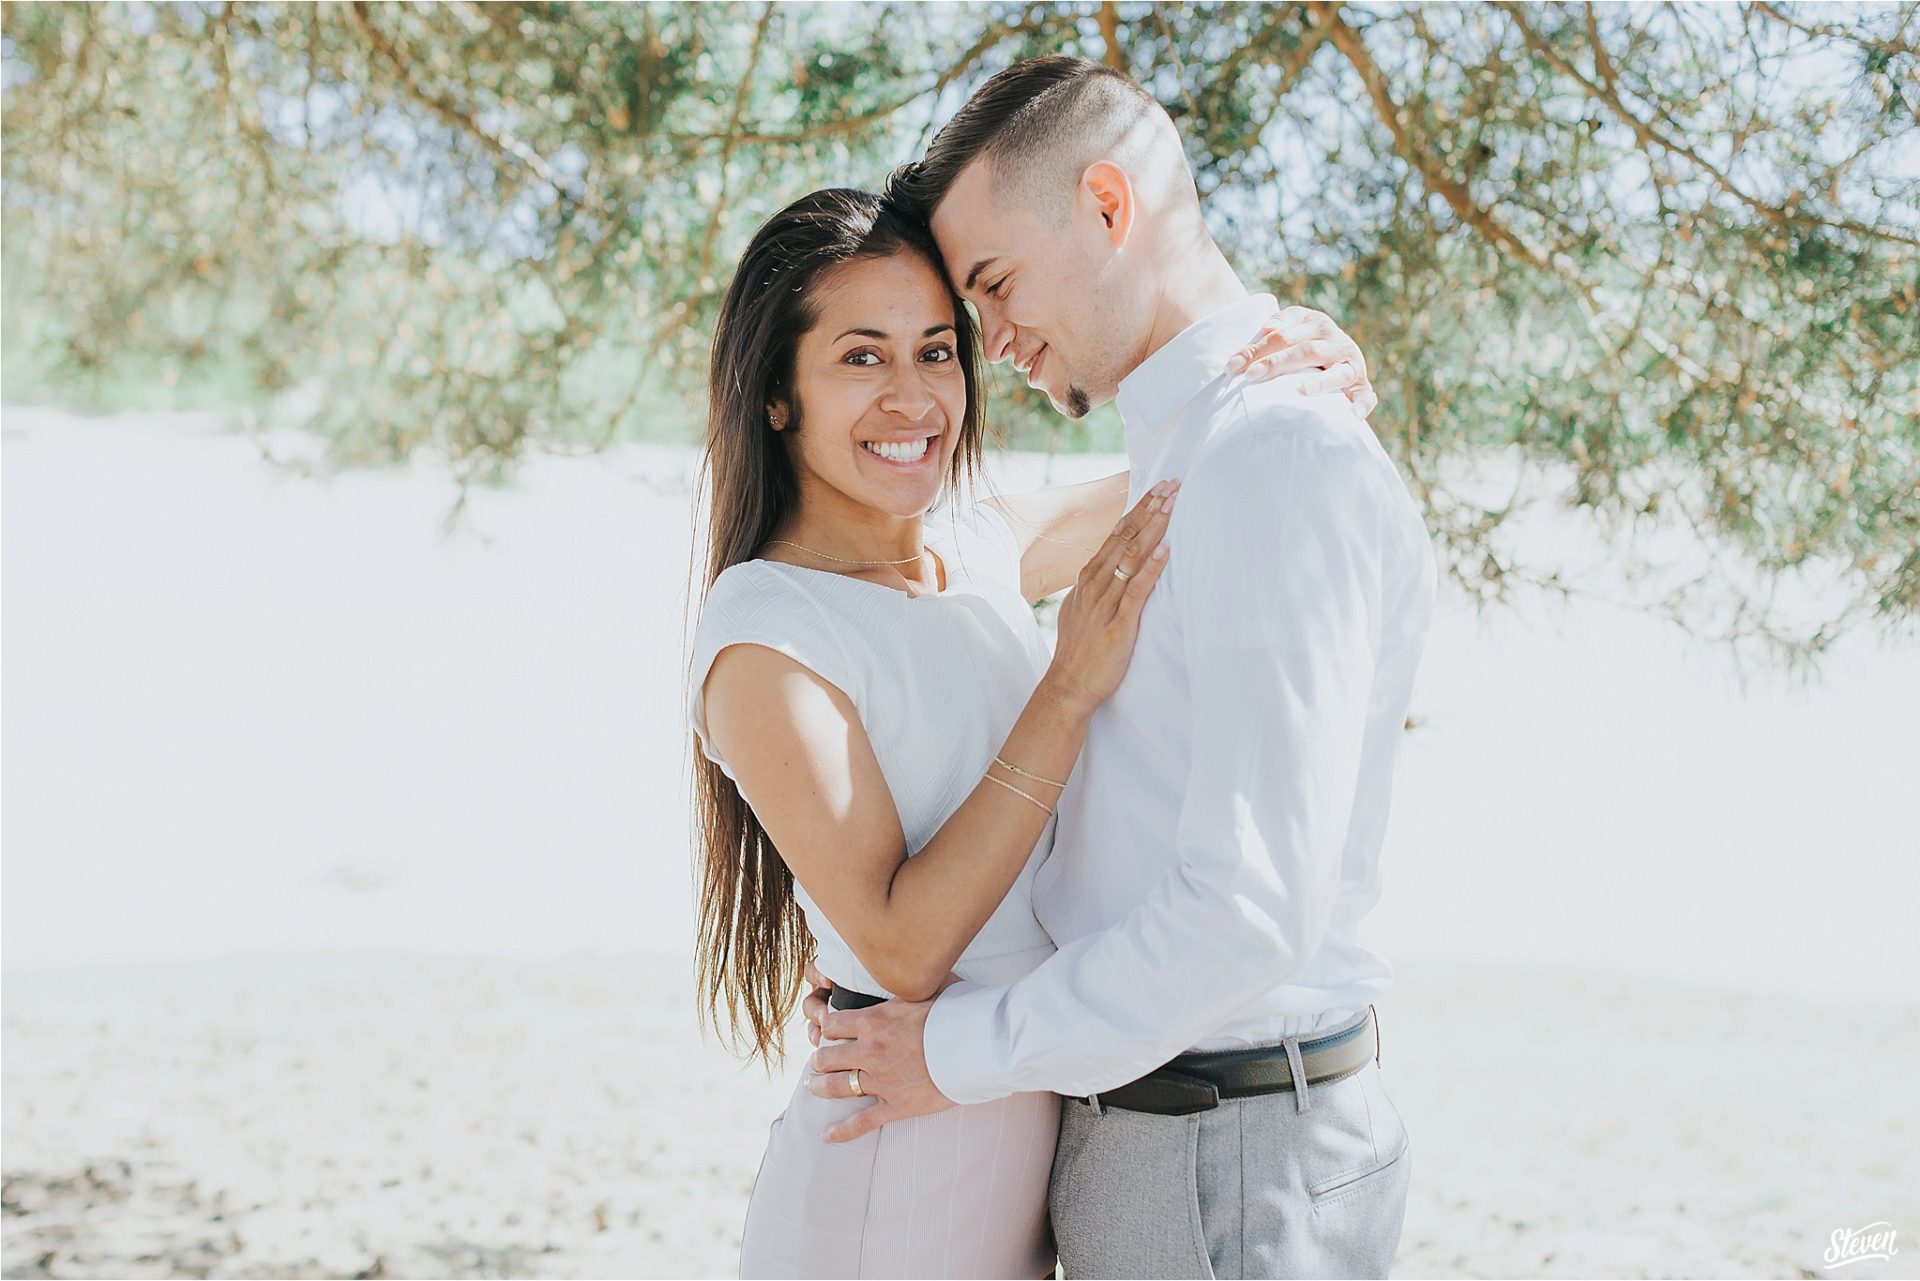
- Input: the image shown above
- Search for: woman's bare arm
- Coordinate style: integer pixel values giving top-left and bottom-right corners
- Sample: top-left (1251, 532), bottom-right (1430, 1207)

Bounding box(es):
top-left (703, 645), bottom-right (1092, 1001)
top-left (701, 484), bottom-right (1175, 1002)
top-left (982, 472), bottom-right (1130, 604)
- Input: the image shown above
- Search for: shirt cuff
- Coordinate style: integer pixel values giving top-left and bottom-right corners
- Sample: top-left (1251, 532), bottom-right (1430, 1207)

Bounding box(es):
top-left (922, 979), bottom-right (1012, 1106)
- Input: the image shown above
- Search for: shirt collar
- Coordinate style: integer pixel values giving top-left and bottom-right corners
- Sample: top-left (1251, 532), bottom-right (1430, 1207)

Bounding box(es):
top-left (1115, 292), bottom-right (1281, 465)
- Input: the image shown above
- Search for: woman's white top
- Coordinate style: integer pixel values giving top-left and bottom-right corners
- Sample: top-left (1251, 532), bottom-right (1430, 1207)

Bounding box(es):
top-left (686, 499), bottom-right (1059, 998)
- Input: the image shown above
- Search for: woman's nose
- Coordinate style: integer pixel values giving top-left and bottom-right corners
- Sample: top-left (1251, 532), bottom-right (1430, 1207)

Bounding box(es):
top-left (878, 364), bottom-right (939, 420)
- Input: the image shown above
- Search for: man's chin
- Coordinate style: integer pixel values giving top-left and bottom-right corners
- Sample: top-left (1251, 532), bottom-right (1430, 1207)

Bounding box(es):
top-left (1063, 384), bottom-right (1093, 419)
top-left (1039, 381), bottom-right (1093, 419)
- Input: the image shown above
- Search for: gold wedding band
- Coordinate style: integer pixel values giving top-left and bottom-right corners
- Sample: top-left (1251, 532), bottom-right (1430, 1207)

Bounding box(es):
top-left (1113, 566), bottom-right (1133, 581)
top-left (848, 1068), bottom-right (865, 1098)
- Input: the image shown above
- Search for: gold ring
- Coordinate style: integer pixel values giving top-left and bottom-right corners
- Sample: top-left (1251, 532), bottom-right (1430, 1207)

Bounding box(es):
top-left (848, 1068), bottom-right (865, 1098)
top-left (1113, 567), bottom-right (1133, 582)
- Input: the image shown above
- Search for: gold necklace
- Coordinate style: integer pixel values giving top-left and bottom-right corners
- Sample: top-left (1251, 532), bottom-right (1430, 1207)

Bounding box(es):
top-left (764, 538), bottom-right (928, 566)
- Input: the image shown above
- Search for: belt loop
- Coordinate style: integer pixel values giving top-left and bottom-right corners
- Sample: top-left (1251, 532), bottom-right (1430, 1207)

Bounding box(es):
top-left (1283, 1036), bottom-right (1311, 1115)
top-left (1087, 1091), bottom-right (1103, 1117)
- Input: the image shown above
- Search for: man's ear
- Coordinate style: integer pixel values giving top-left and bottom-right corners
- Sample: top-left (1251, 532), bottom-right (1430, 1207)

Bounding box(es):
top-left (1079, 160), bottom-right (1135, 247)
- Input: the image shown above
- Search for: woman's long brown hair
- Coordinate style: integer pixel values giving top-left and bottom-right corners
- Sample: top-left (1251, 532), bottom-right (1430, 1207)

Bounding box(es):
top-left (687, 188), bottom-right (989, 1066)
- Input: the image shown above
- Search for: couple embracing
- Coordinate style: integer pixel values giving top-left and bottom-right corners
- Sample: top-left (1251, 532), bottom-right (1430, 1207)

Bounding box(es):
top-left (686, 55), bottom-right (1436, 1280)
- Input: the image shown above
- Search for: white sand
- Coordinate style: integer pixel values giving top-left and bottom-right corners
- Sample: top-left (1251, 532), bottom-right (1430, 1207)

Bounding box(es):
top-left (4, 952), bottom-right (1915, 1279)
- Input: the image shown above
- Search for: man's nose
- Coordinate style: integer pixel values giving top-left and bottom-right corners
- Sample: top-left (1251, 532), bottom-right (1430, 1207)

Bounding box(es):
top-left (980, 309), bottom-right (1017, 365)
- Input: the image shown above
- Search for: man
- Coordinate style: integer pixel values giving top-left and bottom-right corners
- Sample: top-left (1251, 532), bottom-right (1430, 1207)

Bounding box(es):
top-left (802, 55), bottom-right (1436, 1279)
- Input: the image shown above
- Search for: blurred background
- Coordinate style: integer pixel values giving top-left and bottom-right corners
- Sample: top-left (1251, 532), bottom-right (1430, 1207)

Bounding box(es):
top-left (3, 3), bottom-right (1917, 1278)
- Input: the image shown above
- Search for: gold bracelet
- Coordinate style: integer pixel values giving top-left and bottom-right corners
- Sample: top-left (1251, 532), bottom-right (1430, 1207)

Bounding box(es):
top-left (982, 770), bottom-right (1055, 816)
top-left (993, 754), bottom-right (1068, 790)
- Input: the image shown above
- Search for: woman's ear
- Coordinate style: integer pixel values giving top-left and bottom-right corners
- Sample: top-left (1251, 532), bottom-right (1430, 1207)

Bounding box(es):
top-left (768, 400), bottom-right (789, 432)
top-left (1079, 160), bottom-right (1135, 246)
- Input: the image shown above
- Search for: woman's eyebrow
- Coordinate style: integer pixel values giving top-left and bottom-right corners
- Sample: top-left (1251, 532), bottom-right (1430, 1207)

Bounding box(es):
top-left (833, 324), bottom-right (958, 341)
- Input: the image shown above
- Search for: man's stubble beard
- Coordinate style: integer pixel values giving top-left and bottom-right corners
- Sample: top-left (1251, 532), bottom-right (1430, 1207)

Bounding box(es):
top-left (1059, 325), bottom-right (1130, 419)
top-left (1059, 322), bottom-right (1121, 418)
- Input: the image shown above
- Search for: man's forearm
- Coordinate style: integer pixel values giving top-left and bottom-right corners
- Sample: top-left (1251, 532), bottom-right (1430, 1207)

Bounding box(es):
top-left (923, 882), bottom-right (1313, 1104)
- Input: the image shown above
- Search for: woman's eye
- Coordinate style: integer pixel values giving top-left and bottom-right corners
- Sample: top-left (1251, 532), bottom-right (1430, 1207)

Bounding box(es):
top-left (922, 346), bottom-right (954, 363)
top-left (844, 350), bottom-right (881, 366)
top-left (986, 279), bottom-right (1008, 299)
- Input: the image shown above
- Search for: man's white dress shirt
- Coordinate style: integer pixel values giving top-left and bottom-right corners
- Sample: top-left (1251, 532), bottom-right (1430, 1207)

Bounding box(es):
top-left (922, 292), bottom-right (1438, 1105)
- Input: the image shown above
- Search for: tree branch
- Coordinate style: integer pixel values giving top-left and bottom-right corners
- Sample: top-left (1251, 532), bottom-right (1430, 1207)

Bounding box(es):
top-left (693, 0), bottom-right (777, 285)
top-left (1501, 2), bottom-right (1920, 250)
top-left (1207, 6), bottom-right (1339, 190)
top-left (347, 1), bottom-right (578, 205)
top-left (1099, 2), bottom-right (1125, 69)
top-left (1316, 4), bottom-right (1548, 271)
top-left (1751, 0), bottom-right (1918, 55)
top-left (667, 5), bottom-right (1048, 147)
top-left (1315, 4), bottom-right (1745, 396)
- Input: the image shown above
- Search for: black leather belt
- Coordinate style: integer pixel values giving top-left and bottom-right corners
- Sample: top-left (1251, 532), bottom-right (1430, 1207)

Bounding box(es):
top-left (828, 983), bottom-right (887, 1011)
top-left (1075, 1007), bottom-right (1380, 1117)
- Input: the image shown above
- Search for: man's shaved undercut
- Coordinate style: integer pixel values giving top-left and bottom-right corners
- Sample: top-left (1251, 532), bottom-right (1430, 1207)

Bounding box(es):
top-left (886, 56), bottom-right (1197, 230)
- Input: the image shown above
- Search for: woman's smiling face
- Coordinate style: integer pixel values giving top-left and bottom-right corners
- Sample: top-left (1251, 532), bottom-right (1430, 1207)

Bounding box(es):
top-left (777, 251), bottom-right (968, 517)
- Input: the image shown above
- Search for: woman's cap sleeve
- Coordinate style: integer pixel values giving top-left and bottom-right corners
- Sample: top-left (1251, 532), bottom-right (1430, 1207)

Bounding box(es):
top-left (686, 567), bottom-right (860, 781)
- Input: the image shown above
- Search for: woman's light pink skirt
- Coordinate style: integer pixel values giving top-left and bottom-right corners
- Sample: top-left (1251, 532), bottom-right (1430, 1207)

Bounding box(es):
top-left (738, 1055), bottom-right (1059, 1279)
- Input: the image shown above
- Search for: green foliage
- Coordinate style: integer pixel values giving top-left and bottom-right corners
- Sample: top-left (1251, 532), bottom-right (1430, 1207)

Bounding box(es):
top-left (3, 1), bottom-right (1916, 661)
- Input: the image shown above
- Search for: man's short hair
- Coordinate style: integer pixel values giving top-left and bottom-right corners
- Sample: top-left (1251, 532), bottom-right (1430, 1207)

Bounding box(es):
top-left (884, 55), bottom-right (1161, 224)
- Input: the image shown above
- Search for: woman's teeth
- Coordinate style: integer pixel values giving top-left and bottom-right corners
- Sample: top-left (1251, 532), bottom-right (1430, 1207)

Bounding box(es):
top-left (863, 436), bottom-right (932, 463)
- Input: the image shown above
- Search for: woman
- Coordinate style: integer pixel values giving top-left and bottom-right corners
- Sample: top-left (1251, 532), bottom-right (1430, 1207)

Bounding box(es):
top-left (684, 188), bottom-right (1373, 1279)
